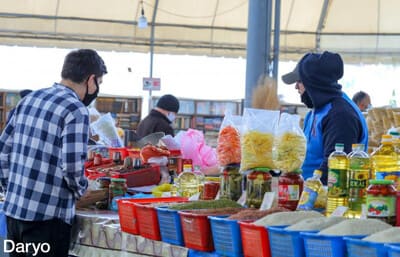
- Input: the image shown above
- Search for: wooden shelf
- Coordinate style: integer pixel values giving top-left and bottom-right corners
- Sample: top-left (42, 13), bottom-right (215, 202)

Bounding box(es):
top-left (153, 96), bottom-right (243, 147)
top-left (0, 90), bottom-right (21, 131)
top-left (95, 95), bottom-right (142, 130)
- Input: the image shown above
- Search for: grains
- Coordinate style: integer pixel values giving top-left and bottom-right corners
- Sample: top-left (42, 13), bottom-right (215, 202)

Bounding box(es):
top-left (318, 219), bottom-right (392, 236)
top-left (362, 227), bottom-right (400, 243)
top-left (227, 207), bottom-right (289, 221)
top-left (285, 217), bottom-right (346, 231)
top-left (253, 210), bottom-right (323, 226)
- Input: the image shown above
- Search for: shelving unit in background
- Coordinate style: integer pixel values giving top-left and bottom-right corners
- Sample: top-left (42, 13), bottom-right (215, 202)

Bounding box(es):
top-left (153, 96), bottom-right (243, 147)
top-left (0, 90), bottom-right (21, 131)
top-left (95, 95), bottom-right (142, 130)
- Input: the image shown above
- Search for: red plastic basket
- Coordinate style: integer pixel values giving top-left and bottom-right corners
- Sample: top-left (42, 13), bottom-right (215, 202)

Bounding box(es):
top-left (135, 203), bottom-right (164, 240)
top-left (239, 221), bottom-right (271, 257)
top-left (112, 165), bottom-right (161, 187)
top-left (117, 197), bottom-right (187, 235)
top-left (179, 209), bottom-right (241, 252)
top-left (179, 210), bottom-right (216, 251)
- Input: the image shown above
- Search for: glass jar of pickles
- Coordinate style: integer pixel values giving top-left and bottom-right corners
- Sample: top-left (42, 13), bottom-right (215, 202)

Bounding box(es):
top-left (366, 179), bottom-right (397, 225)
top-left (220, 164), bottom-right (242, 201)
top-left (245, 168), bottom-right (272, 208)
top-left (109, 178), bottom-right (127, 208)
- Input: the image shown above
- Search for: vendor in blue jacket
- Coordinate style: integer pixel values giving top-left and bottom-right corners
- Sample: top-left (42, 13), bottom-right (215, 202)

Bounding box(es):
top-left (281, 51), bottom-right (368, 184)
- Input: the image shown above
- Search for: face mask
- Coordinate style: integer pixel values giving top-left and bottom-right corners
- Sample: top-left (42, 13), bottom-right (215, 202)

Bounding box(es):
top-left (301, 91), bottom-right (314, 108)
top-left (82, 77), bottom-right (99, 106)
top-left (167, 112), bottom-right (176, 122)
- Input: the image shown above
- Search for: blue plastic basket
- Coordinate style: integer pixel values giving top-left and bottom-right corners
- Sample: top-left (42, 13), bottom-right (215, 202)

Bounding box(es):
top-left (156, 207), bottom-right (184, 246)
top-left (345, 238), bottom-right (389, 257)
top-left (302, 232), bottom-right (365, 257)
top-left (386, 244), bottom-right (400, 257)
top-left (209, 216), bottom-right (243, 257)
top-left (268, 227), bottom-right (318, 257)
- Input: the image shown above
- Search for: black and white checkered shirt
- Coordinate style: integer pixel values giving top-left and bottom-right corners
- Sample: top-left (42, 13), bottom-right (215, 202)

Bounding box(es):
top-left (0, 83), bottom-right (89, 224)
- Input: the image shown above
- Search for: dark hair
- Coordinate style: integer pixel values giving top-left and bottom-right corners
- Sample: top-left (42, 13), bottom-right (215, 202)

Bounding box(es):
top-left (352, 91), bottom-right (369, 104)
top-left (61, 49), bottom-right (107, 83)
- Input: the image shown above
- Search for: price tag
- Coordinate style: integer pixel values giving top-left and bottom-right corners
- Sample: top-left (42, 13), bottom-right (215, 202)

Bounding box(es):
top-left (237, 191), bottom-right (246, 206)
top-left (189, 192), bottom-right (200, 201)
top-left (214, 190), bottom-right (220, 200)
top-left (260, 192), bottom-right (275, 210)
top-left (331, 206), bottom-right (348, 217)
top-left (360, 204), bottom-right (367, 219)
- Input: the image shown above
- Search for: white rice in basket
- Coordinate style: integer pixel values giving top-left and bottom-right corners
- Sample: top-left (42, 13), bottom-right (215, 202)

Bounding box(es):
top-left (285, 216), bottom-right (346, 231)
top-left (318, 219), bottom-right (392, 236)
top-left (362, 227), bottom-right (400, 243)
top-left (253, 211), bottom-right (323, 226)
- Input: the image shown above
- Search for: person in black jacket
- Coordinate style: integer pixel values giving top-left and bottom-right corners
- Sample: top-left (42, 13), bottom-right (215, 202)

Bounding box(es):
top-left (136, 94), bottom-right (180, 138)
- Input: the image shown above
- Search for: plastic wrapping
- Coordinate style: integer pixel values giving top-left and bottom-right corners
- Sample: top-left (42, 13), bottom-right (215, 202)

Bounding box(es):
top-left (273, 113), bottom-right (306, 173)
top-left (240, 108), bottom-right (279, 171)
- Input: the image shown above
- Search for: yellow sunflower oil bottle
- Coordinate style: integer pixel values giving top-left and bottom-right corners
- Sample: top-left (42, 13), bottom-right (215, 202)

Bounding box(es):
top-left (371, 134), bottom-right (399, 188)
top-left (347, 144), bottom-right (370, 218)
top-left (326, 143), bottom-right (349, 217)
top-left (297, 169), bottom-right (323, 210)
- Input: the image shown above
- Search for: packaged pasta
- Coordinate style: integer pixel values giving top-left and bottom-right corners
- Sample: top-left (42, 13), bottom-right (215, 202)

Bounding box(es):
top-left (216, 113), bottom-right (242, 166)
top-left (273, 113), bottom-right (306, 172)
top-left (240, 108), bottom-right (279, 171)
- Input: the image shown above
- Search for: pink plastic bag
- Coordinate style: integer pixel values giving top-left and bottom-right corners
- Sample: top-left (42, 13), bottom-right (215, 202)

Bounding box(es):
top-left (180, 129), bottom-right (217, 169)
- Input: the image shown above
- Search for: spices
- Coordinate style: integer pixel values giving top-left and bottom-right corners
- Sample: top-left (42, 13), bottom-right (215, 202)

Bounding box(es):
top-left (227, 206), bottom-right (289, 221)
top-left (253, 210), bottom-right (323, 226)
top-left (318, 219), bottom-right (391, 236)
top-left (220, 165), bottom-right (243, 201)
top-left (108, 178), bottom-right (127, 208)
top-left (169, 199), bottom-right (242, 210)
top-left (245, 169), bottom-right (272, 208)
top-left (366, 179), bottom-right (397, 225)
top-left (278, 171), bottom-right (304, 211)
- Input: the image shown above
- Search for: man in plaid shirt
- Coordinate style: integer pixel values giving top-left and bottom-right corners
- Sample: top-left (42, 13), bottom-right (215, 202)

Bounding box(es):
top-left (0, 49), bottom-right (107, 257)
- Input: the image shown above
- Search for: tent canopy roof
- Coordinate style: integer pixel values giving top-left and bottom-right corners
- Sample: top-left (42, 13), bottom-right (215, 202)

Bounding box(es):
top-left (1, 0), bottom-right (400, 64)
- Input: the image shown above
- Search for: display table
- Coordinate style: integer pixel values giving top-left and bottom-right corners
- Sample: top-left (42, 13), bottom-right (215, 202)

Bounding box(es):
top-left (71, 210), bottom-right (189, 257)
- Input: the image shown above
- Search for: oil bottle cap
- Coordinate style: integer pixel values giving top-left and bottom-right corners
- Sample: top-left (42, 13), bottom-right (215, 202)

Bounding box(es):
top-left (381, 134), bottom-right (393, 143)
top-left (313, 169), bottom-right (323, 176)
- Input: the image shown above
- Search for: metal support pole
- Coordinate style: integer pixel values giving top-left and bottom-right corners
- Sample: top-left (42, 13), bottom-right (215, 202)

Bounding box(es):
top-left (148, 0), bottom-right (159, 112)
top-left (272, 0), bottom-right (281, 80)
top-left (245, 0), bottom-right (272, 108)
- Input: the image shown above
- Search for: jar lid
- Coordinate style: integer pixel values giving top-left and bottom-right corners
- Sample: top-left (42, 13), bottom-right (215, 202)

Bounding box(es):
top-left (252, 167), bottom-right (270, 172)
top-left (369, 179), bottom-right (394, 185)
top-left (111, 178), bottom-right (127, 183)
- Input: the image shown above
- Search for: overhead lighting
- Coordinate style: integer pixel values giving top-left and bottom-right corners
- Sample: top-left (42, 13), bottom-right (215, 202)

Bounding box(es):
top-left (138, 0), bottom-right (148, 29)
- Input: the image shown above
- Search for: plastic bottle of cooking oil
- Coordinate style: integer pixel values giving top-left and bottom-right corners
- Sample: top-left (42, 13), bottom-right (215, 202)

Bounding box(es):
top-left (297, 170), bottom-right (323, 210)
top-left (371, 134), bottom-right (399, 188)
top-left (347, 144), bottom-right (370, 218)
top-left (326, 143), bottom-right (349, 217)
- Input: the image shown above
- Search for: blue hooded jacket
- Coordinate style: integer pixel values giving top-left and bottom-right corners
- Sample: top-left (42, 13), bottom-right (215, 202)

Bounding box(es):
top-left (299, 52), bottom-right (368, 184)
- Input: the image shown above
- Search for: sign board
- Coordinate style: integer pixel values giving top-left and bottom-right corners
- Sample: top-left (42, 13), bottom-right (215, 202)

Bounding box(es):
top-left (143, 77), bottom-right (161, 91)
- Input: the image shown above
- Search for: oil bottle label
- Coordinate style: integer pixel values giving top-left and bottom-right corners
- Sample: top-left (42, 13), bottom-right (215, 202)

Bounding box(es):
top-left (297, 187), bottom-right (318, 210)
top-left (328, 169), bottom-right (348, 197)
top-left (278, 185), bottom-right (300, 201)
top-left (349, 179), bottom-right (367, 188)
top-left (366, 196), bottom-right (395, 217)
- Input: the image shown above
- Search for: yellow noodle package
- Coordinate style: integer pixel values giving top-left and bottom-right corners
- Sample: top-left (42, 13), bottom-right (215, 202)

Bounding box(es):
top-left (240, 108), bottom-right (280, 171)
top-left (272, 113), bottom-right (306, 172)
